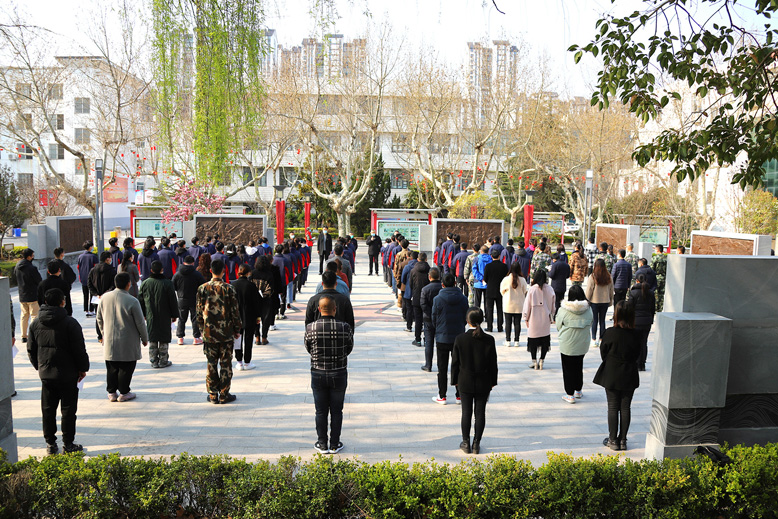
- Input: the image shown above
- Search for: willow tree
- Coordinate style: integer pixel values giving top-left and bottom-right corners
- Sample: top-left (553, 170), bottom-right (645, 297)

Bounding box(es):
top-left (151, 0), bottom-right (266, 195)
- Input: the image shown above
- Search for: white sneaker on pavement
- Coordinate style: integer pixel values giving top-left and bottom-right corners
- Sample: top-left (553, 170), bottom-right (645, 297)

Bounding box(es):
top-left (562, 395), bottom-right (576, 404)
top-left (269, 325), bottom-right (277, 331)
top-left (502, 340), bottom-right (510, 347)
top-left (243, 362), bottom-right (256, 370)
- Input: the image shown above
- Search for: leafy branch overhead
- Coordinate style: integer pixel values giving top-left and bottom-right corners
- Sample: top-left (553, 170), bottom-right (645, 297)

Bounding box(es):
top-left (569, 0), bottom-right (778, 188)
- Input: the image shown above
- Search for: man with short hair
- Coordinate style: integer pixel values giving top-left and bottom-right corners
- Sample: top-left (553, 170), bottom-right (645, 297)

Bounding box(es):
top-left (393, 239), bottom-right (412, 307)
top-left (451, 243), bottom-right (471, 298)
top-left (327, 243), bottom-right (353, 291)
top-left (97, 273), bottom-right (149, 402)
top-left (549, 252), bottom-right (571, 315)
top-left (611, 249), bottom-right (633, 306)
top-left (315, 262), bottom-right (350, 296)
top-left (595, 242), bottom-right (614, 272)
top-left (38, 261), bottom-right (73, 316)
top-left (51, 247), bottom-right (77, 287)
top-left (16, 248), bottom-right (42, 343)
top-left (188, 237), bottom-right (204, 263)
top-left (157, 237), bottom-right (178, 279)
top-left (306, 271), bottom-right (355, 329)
top-left (514, 240), bottom-right (531, 281)
top-left (462, 243), bottom-right (481, 305)
top-left (317, 226), bottom-right (333, 274)
top-left (28, 288), bottom-right (89, 454)
top-left (585, 237), bottom-right (598, 275)
top-left (77, 242), bottom-right (98, 316)
top-left (108, 237), bottom-right (123, 269)
top-left (88, 252), bottom-right (116, 309)
top-left (635, 258), bottom-right (657, 291)
top-left (400, 250), bottom-right (419, 332)
top-left (483, 249), bottom-right (509, 332)
top-left (488, 235), bottom-right (504, 256)
top-left (530, 242), bottom-right (552, 279)
top-left (366, 229), bottom-right (382, 276)
top-left (431, 273), bottom-right (468, 404)
top-left (410, 252), bottom-right (431, 346)
top-left (419, 268), bottom-right (443, 372)
top-left (138, 261), bottom-right (180, 368)
top-left (305, 295), bottom-right (353, 454)
top-left (173, 255), bottom-right (207, 345)
top-left (651, 244), bottom-right (668, 311)
top-left (196, 259), bottom-right (242, 404)
top-left (625, 243), bottom-right (639, 274)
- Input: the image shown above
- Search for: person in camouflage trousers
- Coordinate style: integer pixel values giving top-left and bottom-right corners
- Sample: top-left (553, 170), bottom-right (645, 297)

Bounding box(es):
top-left (196, 259), bottom-right (242, 404)
top-left (463, 244), bottom-right (480, 306)
top-left (595, 242), bottom-right (614, 272)
top-left (530, 242), bottom-right (552, 279)
top-left (650, 244), bottom-right (668, 312)
top-left (625, 243), bottom-right (639, 274)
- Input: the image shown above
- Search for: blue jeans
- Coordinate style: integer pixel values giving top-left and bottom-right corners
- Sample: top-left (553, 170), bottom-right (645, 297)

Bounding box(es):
top-left (286, 281), bottom-right (294, 305)
top-left (423, 321), bottom-right (435, 369)
top-left (311, 370), bottom-right (348, 445)
top-left (591, 303), bottom-right (609, 340)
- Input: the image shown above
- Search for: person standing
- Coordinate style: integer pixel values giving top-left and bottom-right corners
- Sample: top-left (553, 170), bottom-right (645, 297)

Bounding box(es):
top-left (28, 288), bottom-right (89, 454)
top-left (138, 261), bottom-right (179, 369)
top-left (51, 247), bottom-right (77, 287)
top-left (327, 244), bottom-right (353, 292)
top-left (523, 269), bottom-right (555, 370)
top-left (117, 254), bottom-right (140, 298)
top-left (107, 237), bottom-right (123, 269)
top-left (306, 271), bottom-right (355, 329)
top-left (196, 259), bottom-right (242, 404)
top-left (15, 248), bottom-right (42, 344)
top-left (431, 273), bottom-right (468, 404)
top-left (624, 243), bottom-right (639, 275)
top-left (122, 237), bottom-right (139, 266)
top-left (651, 244), bottom-right (667, 312)
top-left (400, 251), bottom-right (419, 333)
top-left (585, 258), bottom-right (614, 348)
top-left (392, 239), bottom-right (412, 308)
top-left (593, 300), bottom-right (640, 451)
top-left (569, 243), bottom-right (588, 287)
top-left (188, 237), bottom-right (205, 264)
top-left (595, 242), bottom-right (614, 272)
top-left (452, 307), bottom-right (498, 455)
top-left (462, 243), bottom-right (480, 304)
top-left (97, 273), bottom-right (149, 402)
top-left (627, 273), bottom-right (655, 371)
top-left (611, 249), bottom-right (633, 306)
top-left (157, 237), bottom-right (178, 279)
top-left (556, 285), bottom-right (593, 403)
top-left (548, 252), bottom-right (571, 315)
top-left (137, 239), bottom-right (159, 282)
top-left (366, 230), bottom-right (382, 276)
top-left (37, 261), bottom-right (73, 316)
top-left (410, 252), bottom-right (431, 347)
top-left (252, 254), bottom-right (283, 344)
top-left (471, 245), bottom-right (491, 310)
top-left (317, 227), bottom-right (333, 274)
top-left (529, 242), bottom-right (551, 279)
top-left (232, 264), bottom-right (261, 371)
top-left (305, 295), bottom-right (354, 454)
top-left (482, 249), bottom-right (509, 333)
top-left (173, 255), bottom-right (206, 346)
top-left (585, 237), bottom-right (598, 276)
top-left (451, 242), bottom-right (471, 297)
top-left (419, 268), bottom-right (443, 372)
top-left (635, 258), bottom-right (657, 291)
top-left (87, 252), bottom-right (116, 307)
top-left (500, 261), bottom-right (528, 348)
top-left (514, 241), bottom-right (532, 281)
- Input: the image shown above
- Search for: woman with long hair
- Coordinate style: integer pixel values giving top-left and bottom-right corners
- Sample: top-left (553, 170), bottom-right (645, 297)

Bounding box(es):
top-left (593, 300), bottom-right (640, 451)
top-left (556, 285), bottom-right (593, 403)
top-left (499, 260), bottom-right (528, 347)
top-left (627, 273), bottom-right (656, 371)
top-left (117, 253), bottom-right (140, 298)
top-left (451, 307), bottom-right (498, 455)
top-left (585, 258), bottom-right (614, 347)
top-left (197, 252), bottom-right (212, 280)
top-left (522, 269), bottom-right (555, 370)
top-left (569, 243), bottom-right (588, 286)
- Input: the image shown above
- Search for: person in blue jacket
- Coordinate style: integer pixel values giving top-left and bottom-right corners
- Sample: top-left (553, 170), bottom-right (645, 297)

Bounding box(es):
top-left (472, 245), bottom-right (492, 311)
top-left (137, 239), bottom-right (159, 282)
top-left (157, 237), bottom-right (178, 279)
top-left (188, 237), bottom-right (205, 263)
top-left (431, 273), bottom-right (469, 405)
top-left (400, 251), bottom-right (419, 332)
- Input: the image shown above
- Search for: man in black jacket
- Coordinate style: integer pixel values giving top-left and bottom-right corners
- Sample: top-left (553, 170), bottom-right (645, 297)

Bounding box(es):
top-left (16, 248), bottom-right (42, 343)
top-left (305, 271), bottom-right (354, 329)
top-left (88, 252), bottom-right (116, 302)
top-left (51, 247), bottom-right (77, 287)
top-left (366, 230), bottom-right (382, 276)
top-left (28, 288), bottom-right (89, 455)
top-left (37, 261), bottom-right (73, 316)
top-left (172, 255), bottom-right (206, 345)
top-left (419, 268), bottom-right (443, 372)
top-left (482, 249), bottom-right (509, 333)
top-left (410, 253), bottom-right (430, 347)
top-left (548, 252), bottom-right (571, 315)
top-left (317, 227), bottom-right (333, 274)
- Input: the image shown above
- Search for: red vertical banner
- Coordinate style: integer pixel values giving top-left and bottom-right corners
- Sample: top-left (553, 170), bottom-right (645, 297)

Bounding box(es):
top-left (523, 204), bottom-right (534, 245)
top-left (276, 200), bottom-right (286, 245)
top-left (370, 211), bottom-right (377, 231)
top-left (470, 206), bottom-right (477, 219)
top-left (38, 190), bottom-right (48, 207)
top-left (668, 219), bottom-right (673, 249)
top-left (304, 202), bottom-right (312, 231)
top-left (428, 213), bottom-right (432, 225)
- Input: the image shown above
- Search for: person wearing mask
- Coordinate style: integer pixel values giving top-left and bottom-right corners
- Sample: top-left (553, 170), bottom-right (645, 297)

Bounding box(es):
top-left (87, 252), bottom-right (117, 311)
top-left (121, 238), bottom-right (139, 267)
top-left (305, 271), bottom-right (355, 330)
top-left (317, 227), bottom-right (333, 274)
top-left (585, 258), bottom-right (615, 348)
top-left (595, 242), bottom-right (614, 272)
top-left (488, 235), bottom-right (504, 257)
top-left (196, 259), bottom-right (242, 404)
top-left (106, 237), bottom-right (123, 270)
top-left (232, 264), bottom-right (261, 371)
top-left (451, 242), bottom-right (471, 298)
top-left (556, 285), bottom-right (593, 403)
top-left (138, 261), bottom-right (179, 369)
top-left (138, 239), bottom-right (159, 282)
top-left (410, 252), bottom-right (431, 347)
top-left (585, 237), bottom-right (598, 276)
top-left (251, 254), bottom-right (282, 345)
top-left (625, 243), bottom-right (640, 274)
top-left (37, 261), bottom-right (73, 316)
top-left (611, 249), bottom-right (633, 306)
top-left (451, 307), bottom-right (498, 455)
top-left (315, 261), bottom-right (350, 296)
top-left (500, 261), bottom-right (528, 348)
top-left (482, 249), bottom-right (509, 333)
top-left (50, 247), bottom-right (77, 288)
top-left (431, 273), bottom-right (469, 405)
top-left (205, 236), bottom-right (216, 255)
top-left (117, 252), bottom-right (140, 298)
top-left (627, 273), bottom-right (655, 372)
top-left (305, 295), bottom-right (353, 454)
top-left (175, 240), bottom-right (189, 266)
top-left (366, 230), bottom-right (382, 276)
top-left (419, 268), bottom-right (443, 372)
top-left (569, 243), bottom-right (588, 287)
top-left (97, 273), bottom-right (149, 402)
top-left (471, 245), bottom-right (491, 311)
top-left (327, 243), bottom-right (352, 291)
top-left (173, 255), bottom-right (206, 346)
top-left (77, 242), bottom-right (98, 316)
top-left (188, 236), bottom-right (205, 264)
top-left (593, 300), bottom-right (640, 451)
top-left (523, 269), bottom-right (555, 370)
top-left (157, 237), bottom-right (178, 279)
top-left (548, 252), bottom-right (571, 315)
top-left (28, 288), bottom-right (89, 454)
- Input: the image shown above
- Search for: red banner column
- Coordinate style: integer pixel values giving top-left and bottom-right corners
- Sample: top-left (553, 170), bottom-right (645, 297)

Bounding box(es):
top-left (304, 202), bottom-right (312, 231)
top-left (276, 200), bottom-right (286, 245)
top-left (523, 204), bottom-right (534, 245)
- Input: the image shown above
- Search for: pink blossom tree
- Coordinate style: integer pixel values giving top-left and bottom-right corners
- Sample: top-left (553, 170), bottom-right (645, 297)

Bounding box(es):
top-left (160, 180), bottom-right (226, 225)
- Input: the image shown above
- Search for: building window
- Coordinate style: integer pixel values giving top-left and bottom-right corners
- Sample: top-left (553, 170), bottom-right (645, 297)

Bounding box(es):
top-left (75, 158), bottom-right (89, 175)
top-left (16, 83), bottom-right (31, 98)
top-left (74, 97), bottom-right (91, 114)
top-left (17, 143), bottom-right (33, 159)
top-left (48, 143), bottom-right (65, 160)
top-left (391, 135), bottom-right (410, 153)
top-left (74, 128), bottom-right (90, 144)
top-left (136, 181), bottom-right (145, 191)
top-left (48, 84), bottom-right (63, 100)
top-left (49, 114), bottom-right (64, 130)
top-left (390, 170), bottom-right (409, 189)
top-left (17, 173), bottom-right (33, 188)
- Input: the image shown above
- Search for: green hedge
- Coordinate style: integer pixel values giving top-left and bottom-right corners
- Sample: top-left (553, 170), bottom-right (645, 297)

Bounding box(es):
top-left (2, 444), bottom-right (778, 518)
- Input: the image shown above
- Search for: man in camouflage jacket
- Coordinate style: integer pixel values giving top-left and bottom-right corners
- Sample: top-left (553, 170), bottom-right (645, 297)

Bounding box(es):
top-left (595, 242), bottom-right (614, 272)
top-left (650, 244), bottom-right (668, 312)
top-left (625, 243), bottom-right (639, 274)
top-left (529, 242), bottom-right (552, 279)
top-left (463, 244), bottom-right (480, 306)
top-left (196, 259), bottom-right (242, 404)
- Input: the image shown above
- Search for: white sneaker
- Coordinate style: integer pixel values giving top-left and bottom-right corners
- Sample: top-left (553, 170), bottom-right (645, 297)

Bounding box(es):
top-left (269, 325), bottom-right (277, 331)
top-left (236, 361), bottom-right (244, 370)
top-left (562, 395), bottom-right (576, 404)
top-left (591, 339), bottom-right (598, 348)
top-left (432, 396), bottom-right (446, 405)
top-left (574, 390), bottom-right (583, 399)
top-left (595, 339), bottom-right (600, 348)
top-left (243, 362), bottom-right (256, 370)
top-left (502, 340), bottom-right (510, 348)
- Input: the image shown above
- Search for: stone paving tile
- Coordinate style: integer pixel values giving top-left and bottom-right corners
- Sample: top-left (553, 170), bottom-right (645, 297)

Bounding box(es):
top-left (9, 248), bottom-right (656, 467)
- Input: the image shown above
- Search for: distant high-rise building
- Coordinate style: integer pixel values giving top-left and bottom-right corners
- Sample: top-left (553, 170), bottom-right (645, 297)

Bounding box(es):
top-left (493, 40), bottom-right (519, 89)
top-left (342, 38), bottom-right (366, 78)
top-left (260, 29), bottom-right (278, 76)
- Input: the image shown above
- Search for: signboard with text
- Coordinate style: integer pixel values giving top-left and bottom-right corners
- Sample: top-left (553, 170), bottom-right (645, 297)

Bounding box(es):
top-left (640, 226), bottom-right (670, 246)
top-left (377, 221), bottom-right (421, 249)
top-left (133, 217), bottom-right (183, 239)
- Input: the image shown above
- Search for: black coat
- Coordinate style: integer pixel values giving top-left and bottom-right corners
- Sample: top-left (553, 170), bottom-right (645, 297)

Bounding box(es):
top-left (592, 327), bottom-right (640, 391)
top-left (317, 234), bottom-right (333, 255)
top-left (172, 264), bottom-right (207, 306)
top-left (410, 261), bottom-right (431, 306)
top-left (138, 273), bottom-right (180, 343)
top-left (635, 265), bottom-right (657, 291)
top-left (305, 288), bottom-right (355, 330)
top-left (15, 258), bottom-right (42, 303)
top-left (432, 287), bottom-right (469, 344)
top-left (548, 261), bottom-right (571, 293)
top-left (37, 275), bottom-right (73, 316)
top-left (232, 276), bottom-right (261, 328)
top-left (88, 262), bottom-right (116, 297)
top-left (627, 284), bottom-right (655, 329)
top-left (28, 304), bottom-right (89, 383)
top-left (366, 235), bottom-right (382, 256)
top-left (451, 329), bottom-right (498, 394)
top-left (420, 281), bottom-right (443, 321)
top-left (52, 258), bottom-right (77, 286)
top-left (482, 260), bottom-right (509, 299)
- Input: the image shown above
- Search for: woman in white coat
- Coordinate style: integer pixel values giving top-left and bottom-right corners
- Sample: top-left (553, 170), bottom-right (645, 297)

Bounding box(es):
top-left (500, 261), bottom-right (528, 348)
top-left (523, 269), bottom-right (555, 370)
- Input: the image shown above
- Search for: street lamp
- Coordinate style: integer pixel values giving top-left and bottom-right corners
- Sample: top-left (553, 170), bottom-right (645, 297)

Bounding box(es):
top-left (95, 158), bottom-right (104, 253)
top-left (523, 190), bottom-right (536, 246)
top-left (524, 190), bottom-right (536, 205)
top-left (584, 169), bottom-right (593, 242)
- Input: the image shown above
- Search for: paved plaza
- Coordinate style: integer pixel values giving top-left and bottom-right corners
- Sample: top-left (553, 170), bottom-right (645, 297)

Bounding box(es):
top-left (9, 246), bottom-right (655, 466)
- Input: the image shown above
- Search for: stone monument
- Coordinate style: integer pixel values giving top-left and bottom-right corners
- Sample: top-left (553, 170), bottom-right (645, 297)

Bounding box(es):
top-left (0, 277), bottom-right (18, 462)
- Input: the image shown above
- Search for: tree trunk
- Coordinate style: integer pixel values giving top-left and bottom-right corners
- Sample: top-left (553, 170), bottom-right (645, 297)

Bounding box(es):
top-left (336, 212), bottom-right (351, 237)
top-left (509, 210), bottom-right (518, 238)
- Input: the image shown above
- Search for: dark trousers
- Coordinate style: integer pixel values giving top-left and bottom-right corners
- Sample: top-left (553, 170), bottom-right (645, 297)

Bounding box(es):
top-left (319, 253), bottom-right (329, 274)
top-left (255, 301), bottom-right (275, 339)
top-left (457, 275), bottom-right (469, 298)
top-left (436, 343), bottom-right (459, 400)
top-left (368, 254), bottom-right (379, 274)
top-left (82, 285), bottom-right (95, 312)
top-left (413, 305), bottom-right (423, 342)
top-left (105, 360), bottom-right (137, 395)
top-left (234, 325), bottom-right (256, 363)
top-left (636, 327), bottom-right (650, 370)
top-left (473, 287), bottom-right (485, 310)
top-left (605, 388), bottom-right (635, 442)
top-left (460, 392), bottom-right (489, 442)
top-left (423, 321), bottom-right (435, 369)
top-left (484, 297), bottom-right (503, 331)
top-left (311, 369), bottom-right (348, 445)
top-left (176, 303), bottom-right (201, 339)
top-left (402, 298), bottom-right (413, 330)
top-left (591, 303), bottom-right (609, 340)
top-left (41, 380), bottom-right (79, 445)
top-left (614, 288), bottom-right (628, 306)
top-left (554, 290), bottom-right (565, 314)
top-left (504, 312), bottom-right (521, 342)
top-left (560, 353), bottom-right (584, 395)
top-left (279, 291), bottom-right (287, 316)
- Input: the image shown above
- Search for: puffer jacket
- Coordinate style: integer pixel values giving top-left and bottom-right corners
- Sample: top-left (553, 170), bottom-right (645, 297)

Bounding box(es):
top-left (627, 284), bottom-right (656, 329)
top-left (410, 261), bottom-right (431, 306)
top-left (555, 300), bottom-right (593, 356)
top-left (472, 253), bottom-right (492, 289)
top-left (15, 258), bottom-right (42, 303)
top-left (431, 287), bottom-right (469, 344)
top-left (514, 247), bottom-right (531, 280)
top-left (28, 304), bottom-right (89, 382)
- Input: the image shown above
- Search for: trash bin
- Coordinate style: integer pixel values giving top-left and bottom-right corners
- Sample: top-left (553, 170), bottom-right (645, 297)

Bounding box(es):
top-left (13, 228), bottom-right (21, 237)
